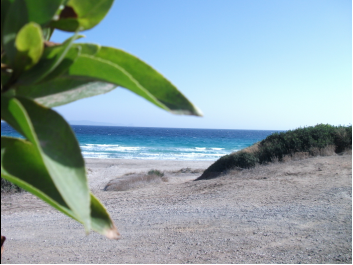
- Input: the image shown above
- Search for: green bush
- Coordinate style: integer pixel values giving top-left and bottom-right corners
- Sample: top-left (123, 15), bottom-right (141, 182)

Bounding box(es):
top-left (147, 169), bottom-right (164, 177)
top-left (257, 124), bottom-right (351, 163)
top-left (332, 125), bottom-right (352, 153)
top-left (197, 124), bottom-right (352, 180)
top-left (198, 152), bottom-right (258, 180)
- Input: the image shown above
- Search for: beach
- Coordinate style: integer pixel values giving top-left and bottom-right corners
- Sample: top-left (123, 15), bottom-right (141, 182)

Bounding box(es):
top-left (1, 154), bottom-right (352, 263)
top-left (84, 158), bottom-right (213, 192)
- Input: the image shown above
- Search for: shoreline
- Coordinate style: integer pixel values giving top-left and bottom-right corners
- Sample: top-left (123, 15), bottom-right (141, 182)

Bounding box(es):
top-left (85, 157), bottom-right (217, 163)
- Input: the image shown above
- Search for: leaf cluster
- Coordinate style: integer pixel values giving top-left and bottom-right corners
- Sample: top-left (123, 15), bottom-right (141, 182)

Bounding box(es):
top-left (1, 0), bottom-right (201, 239)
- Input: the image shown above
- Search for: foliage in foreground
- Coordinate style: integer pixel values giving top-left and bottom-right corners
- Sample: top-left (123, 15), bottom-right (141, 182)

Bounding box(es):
top-left (1, 0), bottom-right (201, 239)
top-left (197, 124), bottom-right (352, 180)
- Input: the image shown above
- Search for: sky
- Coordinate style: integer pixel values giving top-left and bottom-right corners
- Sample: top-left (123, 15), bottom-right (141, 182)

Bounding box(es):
top-left (51, 0), bottom-right (352, 130)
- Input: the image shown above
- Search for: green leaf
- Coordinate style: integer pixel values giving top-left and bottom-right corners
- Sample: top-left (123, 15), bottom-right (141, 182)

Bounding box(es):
top-left (23, 0), bottom-right (65, 26)
top-left (90, 193), bottom-right (120, 239)
top-left (15, 43), bottom-right (202, 115)
top-left (16, 77), bottom-right (116, 108)
top-left (1, 136), bottom-right (120, 239)
top-left (73, 43), bottom-right (100, 56)
top-left (14, 22), bottom-right (44, 71)
top-left (1, 71), bottom-right (11, 90)
top-left (1, 95), bottom-right (91, 231)
top-left (15, 43), bottom-right (116, 107)
top-left (2, 0), bottom-right (29, 63)
top-left (15, 33), bottom-right (83, 85)
top-left (1, 136), bottom-right (75, 217)
top-left (65, 46), bottom-right (202, 116)
top-left (51, 0), bottom-right (114, 32)
top-left (1, 94), bottom-right (36, 143)
top-left (1, 0), bottom-right (13, 36)
top-left (42, 27), bottom-right (54, 41)
top-left (39, 45), bottom-right (81, 83)
top-left (2, 0), bottom-right (64, 64)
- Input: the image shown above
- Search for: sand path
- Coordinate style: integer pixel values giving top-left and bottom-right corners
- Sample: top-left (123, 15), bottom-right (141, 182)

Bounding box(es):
top-left (1, 155), bottom-right (352, 263)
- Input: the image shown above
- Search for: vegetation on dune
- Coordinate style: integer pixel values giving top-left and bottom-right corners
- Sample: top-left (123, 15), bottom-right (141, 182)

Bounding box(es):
top-left (148, 169), bottom-right (165, 177)
top-left (257, 124), bottom-right (352, 163)
top-left (203, 152), bottom-right (258, 174)
top-left (104, 169), bottom-right (168, 192)
top-left (197, 124), bottom-right (352, 180)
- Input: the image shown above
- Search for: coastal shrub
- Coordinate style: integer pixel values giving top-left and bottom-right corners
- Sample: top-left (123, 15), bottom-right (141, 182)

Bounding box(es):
top-left (197, 124), bottom-right (352, 180)
top-left (257, 124), bottom-right (351, 163)
top-left (1, 0), bottom-right (201, 240)
top-left (332, 125), bottom-right (352, 153)
top-left (148, 169), bottom-right (164, 177)
top-left (199, 152), bottom-right (258, 180)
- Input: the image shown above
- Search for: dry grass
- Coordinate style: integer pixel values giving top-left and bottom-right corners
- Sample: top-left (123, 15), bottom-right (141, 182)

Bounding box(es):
top-left (309, 144), bottom-right (336, 156)
top-left (104, 167), bottom-right (205, 192)
top-left (171, 168), bottom-right (204, 174)
top-left (241, 142), bottom-right (260, 154)
top-left (224, 145), bottom-right (344, 175)
top-left (104, 170), bottom-right (168, 191)
top-left (280, 145), bottom-right (337, 163)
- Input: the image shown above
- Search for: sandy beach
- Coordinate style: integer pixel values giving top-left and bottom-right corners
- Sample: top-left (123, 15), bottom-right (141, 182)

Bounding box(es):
top-left (1, 154), bottom-right (352, 263)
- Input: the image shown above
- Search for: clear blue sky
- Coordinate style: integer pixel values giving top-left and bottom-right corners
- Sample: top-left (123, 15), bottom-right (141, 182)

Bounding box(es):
top-left (51, 0), bottom-right (352, 130)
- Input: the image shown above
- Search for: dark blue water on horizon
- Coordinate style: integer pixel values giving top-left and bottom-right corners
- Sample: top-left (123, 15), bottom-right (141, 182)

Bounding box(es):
top-left (1, 123), bottom-right (280, 161)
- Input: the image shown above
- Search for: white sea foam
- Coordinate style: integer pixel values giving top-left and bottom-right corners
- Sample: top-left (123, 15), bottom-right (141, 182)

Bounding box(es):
top-left (80, 143), bottom-right (228, 160)
top-left (81, 144), bottom-right (142, 152)
top-left (82, 151), bottom-right (110, 156)
top-left (174, 153), bottom-right (225, 158)
top-left (81, 152), bottom-right (111, 159)
top-left (174, 147), bottom-right (226, 152)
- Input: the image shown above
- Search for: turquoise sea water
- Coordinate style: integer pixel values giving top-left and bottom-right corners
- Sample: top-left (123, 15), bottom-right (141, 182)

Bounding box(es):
top-left (1, 123), bottom-right (279, 161)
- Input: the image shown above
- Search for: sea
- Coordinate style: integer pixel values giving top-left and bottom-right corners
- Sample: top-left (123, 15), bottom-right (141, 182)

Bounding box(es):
top-left (1, 123), bottom-right (279, 161)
